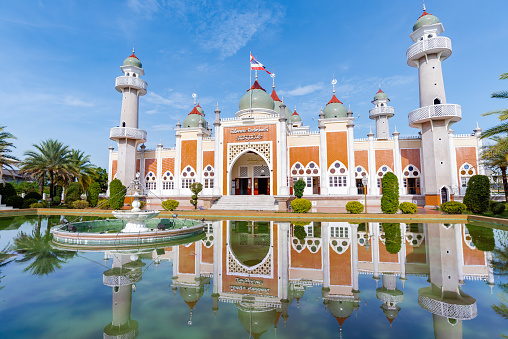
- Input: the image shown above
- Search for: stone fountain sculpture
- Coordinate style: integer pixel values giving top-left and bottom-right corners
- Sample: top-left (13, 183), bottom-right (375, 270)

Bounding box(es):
top-left (112, 173), bottom-right (160, 232)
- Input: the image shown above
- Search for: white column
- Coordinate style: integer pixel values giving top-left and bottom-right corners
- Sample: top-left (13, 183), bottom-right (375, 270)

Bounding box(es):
top-left (474, 124), bottom-right (485, 175)
top-left (197, 122), bottom-right (203, 184)
top-left (393, 129), bottom-right (404, 195)
top-left (372, 222), bottom-right (380, 281)
top-left (107, 145), bottom-right (114, 197)
top-left (486, 251), bottom-right (495, 290)
top-left (139, 144), bottom-right (145, 190)
top-left (347, 120), bottom-right (357, 195)
top-left (351, 224), bottom-right (359, 291)
top-left (279, 104), bottom-right (289, 196)
top-left (212, 221), bottom-right (221, 294)
top-left (399, 223), bottom-right (406, 281)
top-left (280, 222), bottom-right (290, 300)
top-left (368, 131), bottom-right (376, 195)
top-left (174, 122), bottom-right (182, 195)
top-left (156, 143), bottom-right (163, 197)
top-left (454, 224), bottom-right (465, 284)
top-left (212, 106), bottom-right (221, 196)
top-left (195, 240), bottom-right (201, 280)
top-left (448, 130), bottom-right (459, 195)
top-left (172, 245), bottom-right (179, 279)
top-left (322, 222), bottom-right (330, 290)
top-left (318, 110), bottom-right (328, 195)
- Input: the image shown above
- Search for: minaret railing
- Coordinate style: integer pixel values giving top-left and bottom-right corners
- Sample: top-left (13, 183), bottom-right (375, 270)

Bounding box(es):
top-left (408, 104), bottom-right (461, 125)
top-left (369, 106), bottom-right (395, 119)
top-left (406, 36), bottom-right (452, 66)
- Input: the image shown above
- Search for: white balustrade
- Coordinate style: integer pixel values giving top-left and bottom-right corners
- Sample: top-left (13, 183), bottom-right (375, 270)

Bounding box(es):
top-left (115, 76), bottom-right (148, 93)
top-left (110, 127), bottom-right (147, 141)
top-left (369, 106), bottom-right (395, 119)
top-left (103, 271), bottom-right (142, 287)
top-left (408, 104), bottom-right (461, 126)
top-left (418, 294), bottom-right (477, 320)
top-left (406, 36), bottom-right (452, 66)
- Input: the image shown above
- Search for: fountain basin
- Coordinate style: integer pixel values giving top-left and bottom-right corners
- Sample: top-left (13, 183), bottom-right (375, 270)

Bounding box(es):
top-left (112, 210), bottom-right (160, 232)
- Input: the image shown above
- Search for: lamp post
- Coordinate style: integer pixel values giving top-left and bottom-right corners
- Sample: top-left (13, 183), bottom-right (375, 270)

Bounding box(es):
top-left (362, 174), bottom-right (368, 214)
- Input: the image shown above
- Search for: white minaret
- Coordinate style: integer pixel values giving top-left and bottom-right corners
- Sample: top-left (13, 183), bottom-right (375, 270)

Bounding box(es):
top-left (110, 48), bottom-right (148, 187)
top-left (369, 88), bottom-right (394, 140)
top-left (407, 6), bottom-right (461, 207)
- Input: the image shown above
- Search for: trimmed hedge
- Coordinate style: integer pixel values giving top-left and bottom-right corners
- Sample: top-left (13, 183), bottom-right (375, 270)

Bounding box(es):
top-left (97, 199), bottom-right (111, 209)
top-left (440, 201), bottom-right (467, 214)
top-left (466, 224), bottom-right (495, 251)
top-left (162, 199), bottom-right (179, 211)
top-left (65, 182), bottom-right (83, 208)
top-left (291, 198), bottom-right (312, 213)
top-left (0, 183), bottom-right (17, 200)
top-left (293, 225), bottom-right (307, 241)
top-left (190, 182), bottom-right (203, 209)
top-left (71, 200), bottom-right (89, 209)
top-left (399, 202), bottom-right (417, 214)
top-left (52, 196), bottom-right (61, 205)
top-left (22, 198), bottom-right (38, 209)
top-left (109, 179), bottom-right (126, 210)
top-left (491, 201), bottom-right (506, 215)
top-left (381, 172), bottom-right (399, 214)
top-left (29, 202), bottom-right (44, 208)
top-left (383, 223), bottom-right (402, 254)
top-left (463, 175), bottom-right (490, 213)
top-left (87, 182), bottom-right (101, 207)
top-left (293, 179), bottom-right (306, 199)
top-left (5, 195), bottom-right (23, 208)
top-left (345, 201), bottom-right (364, 214)
top-left (24, 191), bottom-right (42, 200)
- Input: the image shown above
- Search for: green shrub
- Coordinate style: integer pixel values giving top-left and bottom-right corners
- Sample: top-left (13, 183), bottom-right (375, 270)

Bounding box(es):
top-left (293, 225), bottom-right (307, 241)
top-left (162, 199), bottom-right (179, 211)
top-left (466, 224), bottom-right (495, 251)
top-left (0, 183), bottom-right (17, 200)
top-left (291, 198), bottom-right (312, 213)
top-left (190, 182), bottom-right (203, 209)
top-left (24, 191), bottom-right (42, 200)
top-left (86, 182), bottom-right (101, 207)
top-left (97, 199), bottom-right (110, 209)
top-left (109, 179), bottom-right (126, 210)
top-left (345, 201), bottom-right (364, 214)
top-left (399, 202), bottom-right (417, 214)
top-left (463, 175), bottom-right (490, 213)
top-left (491, 202), bottom-right (506, 215)
top-left (22, 198), bottom-right (38, 209)
top-left (381, 172), bottom-right (399, 214)
top-left (65, 182), bottom-right (83, 208)
top-left (52, 196), bottom-right (61, 205)
top-left (440, 201), bottom-right (467, 214)
top-left (54, 185), bottom-right (63, 200)
top-left (71, 200), bottom-right (89, 209)
top-left (29, 202), bottom-right (44, 208)
top-left (5, 195), bottom-right (23, 208)
top-left (293, 179), bottom-right (306, 198)
top-left (383, 223), bottom-right (401, 254)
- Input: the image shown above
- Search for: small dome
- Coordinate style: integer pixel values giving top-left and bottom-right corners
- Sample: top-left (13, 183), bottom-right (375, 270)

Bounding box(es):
top-left (238, 308), bottom-right (277, 338)
top-left (290, 110), bottom-right (302, 123)
top-left (179, 286), bottom-right (205, 309)
top-left (183, 106), bottom-right (208, 128)
top-left (123, 53), bottom-right (142, 68)
top-left (195, 104), bottom-right (204, 116)
top-left (271, 89), bottom-right (282, 114)
top-left (323, 95), bottom-right (348, 119)
top-left (374, 88), bottom-right (388, 101)
top-left (239, 81), bottom-right (274, 111)
top-left (413, 11), bottom-right (440, 31)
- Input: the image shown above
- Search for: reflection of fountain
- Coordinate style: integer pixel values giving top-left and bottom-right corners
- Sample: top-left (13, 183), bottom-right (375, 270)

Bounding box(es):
top-left (112, 173), bottom-right (160, 233)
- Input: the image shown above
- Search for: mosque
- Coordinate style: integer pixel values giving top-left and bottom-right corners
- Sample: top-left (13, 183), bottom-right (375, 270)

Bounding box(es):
top-left (107, 7), bottom-right (483, 210)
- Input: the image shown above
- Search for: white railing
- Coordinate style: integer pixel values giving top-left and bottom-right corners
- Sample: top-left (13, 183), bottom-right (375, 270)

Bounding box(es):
top-left (369, 106), bottom-right (395, 119)
top-left (115, 76), bottom-right (147, 92)
top-left (376, 290), bottom-right (404, 304)
top-left (203, 136), bottom-right (215, 141)
top-left (103, 272), bottom-right (142, 287)
top-left (288, 130), bottom-right (319, 136)
top-left (406, 36), bottom-right (452, 66)
top-left (454, 133), bottom-right (475, 138)
top-left (418, 294), bottom-right (477, 320)
top-left (408, 104), bottom-right (461, 125)
top-left (110, 127), bottom-right (147, 141)
top-left (399, 135), bottom-right (421, 140)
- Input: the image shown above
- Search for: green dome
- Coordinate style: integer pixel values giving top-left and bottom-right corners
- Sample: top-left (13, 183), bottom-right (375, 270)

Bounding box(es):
top-left (179, 286), bottom-right (205, 304)
top-left (239, 81), bottom-right (274, 111)
top-left (290, 111), bottom-right (302, 123)
top-left (323, 95), bottom-right (348, 119)
top-left (123, 54), bottom-right (142, 68)
top-left (196, 104), bottom-right (204, 115)
top-left (238, 308), bottom-right (277, 338)
top-left (374, 89), bottom-right (388, 101)
top-left (413, 12), bottom-right (440, 31)
top-left (183, 107), bottom-right (208, 128)
top-left (327, 300), bottom-right (355, 319)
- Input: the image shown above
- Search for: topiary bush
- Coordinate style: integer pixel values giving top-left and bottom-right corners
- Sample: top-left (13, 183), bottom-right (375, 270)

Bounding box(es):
top-left (399, 202), bottom-right (417, 214)
top-left (293, 179), bottom-right (306, 199)
top-left (71, 200), bottom-right (89, 209)
top-left (0, 183), bottom-right (17, 200)
top-left (291, 198), bottom-right (312, 213)
top-left (466, 224), bottom-right (495, 251)
top-left (382, 223), bottom-right (402, 254)
top-left (491, 201), bottom-right (506, 215)
top-left (97, 199), bottom-right (110, 209)
top-left (440, 201), bottom-right (467, 214)
top-left (109, 179), bottom-right (126, 210)
top-left (65, 182), bottom-right (83, 208)
top-left (5, 195), bottom-right (23, 208)
top-left (29, 202), bottom-right (44, 208)
top-left (24, 191), bottom-right (42, 201)
top-left (345, 201), bottom-right (364, 214)
top-left (293, 225), bottom-right (307, 241)
top-left (381, 172), bottom-right (399, 214)
top-left (86, 182), bottom-right (101, 207)
top-left (162, 199), bottom-right (179, 211)
top-left (22, 198), bottom-right (38, 209)
top-left (52, 196), bottom-right (61, 205)
top-left (189, 182), bottom-right (203, 209)
top-left (463, 175), bottom-right (490, 213)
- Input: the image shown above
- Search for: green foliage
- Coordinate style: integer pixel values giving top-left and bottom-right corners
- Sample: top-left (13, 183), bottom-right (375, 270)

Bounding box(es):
top-left (24, 191), bottom-right (42, 200)
top-left (463, 175), bottom-right (491, 213)
top-left (345, 201), bottom-right (364, 214)
top-left (22, 198), bottom-right (38, 209)
top-left (381, 172), bottom-right (399, 214)
top-left (293, 179), bottom-right (306, 198)
top-left (52, 196), bottom-right (61, 205)
top-left (97, 199), bottom-right (110, 209)
top-left (440, 201), bottom-right (467, 214)
top-left (291, 198), bottom-right (312, 213)
top-left (5, 195), bottom-right (23, 208)
top-left (189, 182), bottom-right (203, 209)
top-left (399, 202), bottom-right (417, 214)
top-left (109, 179), bottom-right (126, 210)
top-left (162, 199), bottom-right (179, 211)
top-left (0, 183), bottom-right (17, 199)
top-left (90, 167), bottom-right (108, 192)
top-left (86, 182), bottom-right (101, 207)
top-left (29, 202), bottom-right (44, 208)
top-left (54, 185), bottom-right (63, 201)
top-left (383, 223), bottom-right (402, 254)
top-left (71, 200), bottom-right (89, 209)
top-left (466, 224), bottom-right (495, 252)
top-left (13, 181), bottom-right (39, 195)
top-left (64, 182), bottom-right (82, 208)
top-left (491, 201), bottom-right (506, 215)
top-left (293, 225), bottom-right (307, 241)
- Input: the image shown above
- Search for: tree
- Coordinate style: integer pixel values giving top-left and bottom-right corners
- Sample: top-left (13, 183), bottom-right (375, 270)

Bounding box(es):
top-left (190, 182), bottom-right (203, 209)
top-left (293, 179), bottom-right (306, 198)
top-left (21, 139), bottom-right (75, 198)
top-left (87, 182), bottom-right (101, 207)
top-left (382, 223), bottom-right (402, 254)
top-left (481, 73), bottom-right (508, 139)
top-left (64, 182), bottom-right (82, 207)
top-left (90, 167), bottom-right (108, 192)
top-left (381, 172), bottom-right (399, 214)
top-left (69, 149), bottom-right (96, 192)
top-left (0, 126), bottom-right (19, 185)
top-left (482, 136), bottom-right (508, 201)
top-left (109, 179), bottom-right (126, 210)
top-left (463, 175), bottom-right (491, 213)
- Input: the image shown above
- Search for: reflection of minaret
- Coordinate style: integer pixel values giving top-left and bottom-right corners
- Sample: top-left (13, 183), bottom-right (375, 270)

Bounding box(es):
top-left (211, 221), bottom-right (221, 316)
top-left (103, 253), bottom-right (144, 339)
top-left (376, 274), bottom-right (403, 326)
top-left (418, 224), bottom-right (477, 339)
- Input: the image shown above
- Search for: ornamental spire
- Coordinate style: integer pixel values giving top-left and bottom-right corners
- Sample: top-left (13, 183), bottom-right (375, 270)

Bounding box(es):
top-left (423, 0), bottom-right (426, 12)
top-left (192, 91), bottom-right (197, 106)
top-left (271, 73), bottom-right (276, 89)
top-left (332, 74), bottom-right (337, 94)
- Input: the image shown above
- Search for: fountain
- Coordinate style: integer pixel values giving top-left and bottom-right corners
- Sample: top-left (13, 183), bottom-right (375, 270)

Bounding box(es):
top-left (112, 172), bottom-right (160, 233)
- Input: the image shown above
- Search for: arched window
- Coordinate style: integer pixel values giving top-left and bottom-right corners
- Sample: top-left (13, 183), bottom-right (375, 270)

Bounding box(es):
top-left (376, 166), bottom-right (393, 191)
top-left (181, 166), bottom-right (196, 188)
top-left (402, 164), bottom-right (421, 195)
top-left (203, 165), bottom-right (214, 189)
top-left (355, 166), bottom-right (368, 194)
top-left (459, 163), bottom-right (476, 194)
top-left (328, 161), bottom-right (347, 187)
top-left (162, 171), bottom-right (174, 190)
top-left (330, 225), bottom-right (350, 254)
top-left (121, 121), bottom-right (126, 127)
top-left (145, 171), bottom-right (156, 190)
top-left (434, 98), bottom-right (441, 105)
top-left (440, 186), bottom-right (449, 203)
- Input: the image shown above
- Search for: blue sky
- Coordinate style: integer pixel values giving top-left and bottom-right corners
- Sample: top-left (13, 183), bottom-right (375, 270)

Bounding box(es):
top-left (1, 0), bottom-right (507, 169)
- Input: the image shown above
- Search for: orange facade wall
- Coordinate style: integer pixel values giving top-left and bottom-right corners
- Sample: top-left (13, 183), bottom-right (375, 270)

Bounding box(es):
top-left (463, 237), bottom-right (486, 266)
top-left (326, 131), bottom-right (348, 168)
top-left (290, 247), bottom-right (322, 269)
top-left (202, 244), bottom-right (213, 264)
top-left (456, 147), bottom-right (478, 179)
top-left (329, 247), bottom-right (351, 286)
top-left (405, 240), bottom-right (427, 264)
top-left (144, 159), bottom-right (157, 176)
top-left (181, 140), bottom-right (197, 171)
top-left (355, 150), bottom-right (368, 172)
top-left (161, 158), bottom-right (175, 174)
top-left (358, 245), bottom-right (372, 262)
top-left (378, 240), bottom-right (399, 263)
top-left (203, 150), bottom-right (214, 169)
top-left (289, 146), bottom-right (319, 169)
top-left (111, 160), bottom-right (117, 178)
top-left (375, 150), bottom-right (394, 172)
top-left (401, 149), bottom-right (421, 171)
top-left (179, 243), bottom-right (195, 274)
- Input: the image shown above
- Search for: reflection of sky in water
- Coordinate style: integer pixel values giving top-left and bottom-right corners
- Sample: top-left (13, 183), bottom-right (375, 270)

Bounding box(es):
top-left (0, 216), bottom-right (506, 338)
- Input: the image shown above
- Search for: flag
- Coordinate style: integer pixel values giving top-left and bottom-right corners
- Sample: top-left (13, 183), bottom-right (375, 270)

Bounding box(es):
top-left (250, 54), bottom-right (271, 74)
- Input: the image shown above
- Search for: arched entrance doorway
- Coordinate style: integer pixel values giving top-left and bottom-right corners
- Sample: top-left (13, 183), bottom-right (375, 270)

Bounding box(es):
top-left (229, 150), bottom-right (271, 195)
top-left (440, 186), bottom-right (449, 204)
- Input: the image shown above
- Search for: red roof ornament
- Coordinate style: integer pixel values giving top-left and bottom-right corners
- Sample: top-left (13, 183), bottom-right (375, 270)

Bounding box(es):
top-left (248, 80), bottom-right (266, 92)
top-left (188, 106), bottom-right (201, 115)
top-left (334, 316), bottom-right (349, 326)
top-left (419, 10), bottom-right (432, 19)
top-left (128, 53), bottom-right (139, 60)
top-left (292, 110), bottom-right (299, 116)
top-left (271, 88), bottom-right (281, 101)
top-left (327, 94), bottom-right (343, 105)
top-left (377, 88), bottom-right (384, 94)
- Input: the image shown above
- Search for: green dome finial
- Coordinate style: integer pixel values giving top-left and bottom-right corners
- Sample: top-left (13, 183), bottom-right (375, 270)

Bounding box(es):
top-left (123, 47), bottom-right (142, 68)
top-left (413, 6), bottom-right (440, 31)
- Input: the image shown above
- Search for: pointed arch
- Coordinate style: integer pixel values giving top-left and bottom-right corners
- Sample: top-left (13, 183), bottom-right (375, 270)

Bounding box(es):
top-left (181, 165), bottom-right (196, 189)
top-left (162, 170), bottom-right (174, 190)
top-left (203, 164), bottom-right (214, 189)
top-left (328, 160), bottom-right (348, 188)
top-left (376, 166), bottom-right (393, 191)
top-left (145, 171), bottom-right (156, 190)
top-left (459, 163), bottom-right (476, 194)
top-left (403, 164), bottom-right (421, 195)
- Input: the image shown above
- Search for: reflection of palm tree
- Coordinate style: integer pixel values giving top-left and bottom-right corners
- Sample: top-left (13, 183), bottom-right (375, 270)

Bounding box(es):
top-left (0, 245), bottom-right (14, 290)
top-left (12, 226), bottom-right (76, 276)
top-left (491, 238), bottom-right (508, 337)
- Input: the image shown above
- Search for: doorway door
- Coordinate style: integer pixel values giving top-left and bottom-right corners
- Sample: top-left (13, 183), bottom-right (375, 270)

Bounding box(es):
top-left (236, 178), bottom-right (252, 195)
top-left (255, 178), bottom-right (269, 195)
top-left (440, 187), bottom-right (448, 203)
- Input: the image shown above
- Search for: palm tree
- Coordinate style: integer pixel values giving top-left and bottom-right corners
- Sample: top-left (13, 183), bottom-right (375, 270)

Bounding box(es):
top-left (69, 149), bottom-right (96, 192)
top-left (0, 126), bottom-right (19, 185)
top-left (482, 73), bottom-right (508, 139)
top-left (0, 245), bottom-right (14, 290)
top-left (21, 139), bottom-right (75, 198)
top-left (482, 136), bottom-right (508, 201)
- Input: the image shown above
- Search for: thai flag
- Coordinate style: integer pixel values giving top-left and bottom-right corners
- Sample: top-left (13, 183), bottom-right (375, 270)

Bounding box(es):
top-left (250, 54), bottom-right (271, 74)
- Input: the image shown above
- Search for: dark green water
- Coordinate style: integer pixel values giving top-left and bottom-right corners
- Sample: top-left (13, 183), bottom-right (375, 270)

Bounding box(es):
top-left (0, 216), bottom-right (506, 338)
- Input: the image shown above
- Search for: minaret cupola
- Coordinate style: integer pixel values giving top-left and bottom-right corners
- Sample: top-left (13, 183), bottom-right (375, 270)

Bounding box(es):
top-left (369, 87), bottom-right (395, 140)
top-left (238, 80), bottom-right (275, 111)
top-left (323, 77), bottom-right (347, 119)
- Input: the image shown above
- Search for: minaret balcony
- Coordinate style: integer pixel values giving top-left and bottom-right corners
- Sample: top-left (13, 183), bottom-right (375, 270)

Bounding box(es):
top-left (406, 36), bottom-right (452, 67)
top-left (110, 127), bottom-right (147, 143)
top-left (408, 104), bottom-right (461, 127)
top-left (103, 270), bottom-right (142, 287)
top-left (418, 292), bottom-right (477, 320)
top-left (369, 106), bottom-right (394, 119)
top-left (115, 76), bottom-right (147, 95)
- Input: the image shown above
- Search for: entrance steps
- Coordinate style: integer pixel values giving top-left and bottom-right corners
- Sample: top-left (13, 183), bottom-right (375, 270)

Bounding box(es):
top-left (0, 204), bottom-right (13, 210)
top-left (210, 195), bottom-right (278, 211)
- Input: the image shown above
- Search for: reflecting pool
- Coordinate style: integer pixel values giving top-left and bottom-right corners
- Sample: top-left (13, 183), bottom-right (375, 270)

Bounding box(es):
top-left (0, 216), bottom-right (506, 338)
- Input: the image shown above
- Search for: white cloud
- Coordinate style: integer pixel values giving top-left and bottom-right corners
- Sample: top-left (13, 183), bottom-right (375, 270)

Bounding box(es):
top-left (127, 0), bottom-right (166, 18)
top-left (144, 90), bottom-right (189, 110)
top-left (60, 96), bottom-right (95, 107)
top-left (151, 124), bottom-right (175, 131)
top-left (280, 83), bottom-right (324, 97)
